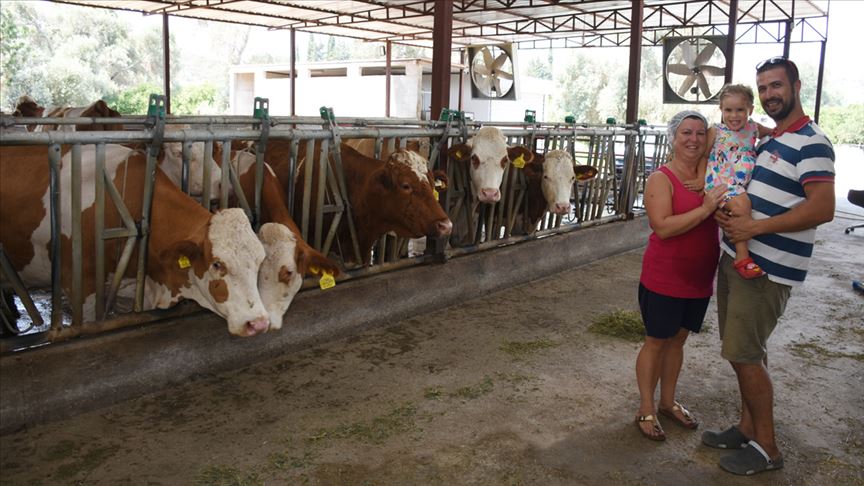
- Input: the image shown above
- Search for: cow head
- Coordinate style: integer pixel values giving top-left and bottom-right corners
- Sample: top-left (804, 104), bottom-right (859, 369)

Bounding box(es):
top-left (160, 137), bottom-right (223, 199)
top-left (13, 95), bottom-right (45, 118)
top-left (256, 223), bottom-right (303, 330)
top-left (77, 100), bottom-right (123, 131)
top-left (449, 126), bottom-right (533, 203)
top-left (533, 150), bottom-right (577, 215)
top-left (256, 223), bottom-right (343, 330)
top-left (161, 208), bottom-right (270, 336)
top-left (368, 150), bottom-right (452, 240)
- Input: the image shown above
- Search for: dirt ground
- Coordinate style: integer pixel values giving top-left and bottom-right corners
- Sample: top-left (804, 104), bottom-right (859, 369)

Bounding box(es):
top-left (1, 214), bottom-right (862, 485)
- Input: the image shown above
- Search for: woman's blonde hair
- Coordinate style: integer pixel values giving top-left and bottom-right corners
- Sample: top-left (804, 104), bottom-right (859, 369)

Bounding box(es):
top-left (718, 84), bottom-right (754, 106)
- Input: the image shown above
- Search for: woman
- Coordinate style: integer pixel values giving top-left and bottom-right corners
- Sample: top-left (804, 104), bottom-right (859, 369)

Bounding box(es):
top-left (634, 111), bottom-right (726, 441)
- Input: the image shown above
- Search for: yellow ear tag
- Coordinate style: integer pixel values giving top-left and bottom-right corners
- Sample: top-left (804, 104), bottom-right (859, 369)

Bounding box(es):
top-left (309, 265), bottom-right (320, 275)
top-left (177, 255), bottom-right (191, 269)
top-left (319, 271), bottom-right (336, 290)
top-left (512, 154), bottom-right (526, 169)
top-left (455, 150), bottom-right (463, 159)
top-left (433, 188), bottom-right (439, 201)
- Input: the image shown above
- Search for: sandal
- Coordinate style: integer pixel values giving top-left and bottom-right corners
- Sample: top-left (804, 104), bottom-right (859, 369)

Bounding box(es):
top-left (702, 425), bottom-right (749, 449)
top-left (659, 402), bottom-right (699, 429)
top-left (719, 440), bottom-right (784, 475)
top-left (734, 257), bottom-right (766, 279)
top-left (635, 414), bottom-right (666, 441)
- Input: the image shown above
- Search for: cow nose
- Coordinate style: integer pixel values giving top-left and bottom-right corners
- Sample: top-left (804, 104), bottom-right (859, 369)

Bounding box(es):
top-left (244, 317), bottom-right (270, 336)
top-left (479, 188), bottom-right (500, 202)
top-left (553, 202), bottom-right (570, 214)
top-left (436, 219), bottom-right (453, 236)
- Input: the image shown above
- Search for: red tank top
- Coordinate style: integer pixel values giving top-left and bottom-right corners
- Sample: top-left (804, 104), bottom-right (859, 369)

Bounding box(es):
top-left (640, 165), bottom-right (720, 298)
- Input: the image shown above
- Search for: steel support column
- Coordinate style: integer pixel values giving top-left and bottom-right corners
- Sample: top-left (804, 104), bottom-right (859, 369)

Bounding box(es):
top-left (783, 19), bottom-right (792, 58)
top-left (814, 40), bottom-right (826, 124)
top-left (725, 0), bottom-right (738, 84)
top-left (625, 0), bottom-right (643, 124)
top-left (430, 0), bottom-right (453, 122)
top-left (162, 13), bottom-right (171, 114)
top-left (386, 40), bottom-right (392, 117)
top-left (290, 28), bottom-right (296, 117)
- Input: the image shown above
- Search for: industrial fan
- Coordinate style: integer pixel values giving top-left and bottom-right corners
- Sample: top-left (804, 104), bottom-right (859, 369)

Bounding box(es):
top-left (662, 36), bottom-right (728, 104)
top-left (468, 44), bottom-right (517, 100)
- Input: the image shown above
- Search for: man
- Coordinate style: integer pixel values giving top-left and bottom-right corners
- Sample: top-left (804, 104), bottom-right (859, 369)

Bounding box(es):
top-left (704, 57), bottom-right (835, 475)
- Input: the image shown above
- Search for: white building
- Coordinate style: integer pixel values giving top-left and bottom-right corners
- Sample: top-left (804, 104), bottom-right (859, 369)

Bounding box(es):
top-left (229, 58), bottom-right (553, 122)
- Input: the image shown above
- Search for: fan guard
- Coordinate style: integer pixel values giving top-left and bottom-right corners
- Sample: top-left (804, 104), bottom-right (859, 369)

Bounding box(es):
top-left (662, 36), bottom-right (728, 104)
top-left (468, 44), bottom-right (517, 100)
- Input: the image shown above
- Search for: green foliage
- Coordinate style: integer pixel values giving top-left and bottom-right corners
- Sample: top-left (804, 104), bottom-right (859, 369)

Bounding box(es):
top-left (818, 105), bottom-right (864, 144)
top-left (173, 83), bottom-right (219, 115)
top-left (526, 56), bottom-right (552, 80)
top-left (556, 53), bottom-right (622, 123)
top-left (104, 83), bottom-right (161, 115)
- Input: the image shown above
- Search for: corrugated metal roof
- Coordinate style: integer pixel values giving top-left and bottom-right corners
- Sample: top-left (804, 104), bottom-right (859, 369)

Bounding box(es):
top-left (51, 0), bottom-right (830, 48)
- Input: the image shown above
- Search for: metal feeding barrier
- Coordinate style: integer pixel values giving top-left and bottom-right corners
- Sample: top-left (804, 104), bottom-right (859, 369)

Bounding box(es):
top-left (0, 98), bottom-right (663, 350)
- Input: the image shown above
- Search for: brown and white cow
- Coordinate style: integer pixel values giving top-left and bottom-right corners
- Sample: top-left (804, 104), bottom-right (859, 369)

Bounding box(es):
top-left (12, 95), bottom-right (45, 119)
top-left (263, 140), bottom-right (452, 264)
top-left (39, 99), bottom-right (123, 132)
top-left (517, 149), bottom-right (598, 232)
top-left (0, 144), bottom-right (270, 336)
top-left (38, 102), bottom-right (222, 200)
top-left (447, 126), bottom-right (534, 203)
top-left (230, 150), bottom-right (341, 329)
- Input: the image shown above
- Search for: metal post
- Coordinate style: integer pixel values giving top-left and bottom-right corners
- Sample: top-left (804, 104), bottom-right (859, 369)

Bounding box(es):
top-left (430, 0), bottom-right (453, 123)
top-left (385, 40), bottom-right (392, 118)
top-left (625, 0), bottom-right (643, 124)
top-left (47, 143), bottom-right (63, 331)
top-left (290, 28), bottom-right (296, 117)
top-left (725, 0), bottom-right (738, 84)
top-left (94, 143), bottom-right (106, 320)
top-left (814, 40), bottom-right (826, 124)
top-left (783, 19), bottom-right (792, 58)
top-left (162, 13), bottom-right (171, 114)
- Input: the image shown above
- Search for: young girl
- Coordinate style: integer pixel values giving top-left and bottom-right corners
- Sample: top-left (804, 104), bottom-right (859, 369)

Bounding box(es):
top-left (696, 84), bottom-right (771, 279)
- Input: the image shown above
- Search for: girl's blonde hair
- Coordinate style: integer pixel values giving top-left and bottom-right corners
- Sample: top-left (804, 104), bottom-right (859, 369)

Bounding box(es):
top-left (718, 84), bottom-right (754, 106)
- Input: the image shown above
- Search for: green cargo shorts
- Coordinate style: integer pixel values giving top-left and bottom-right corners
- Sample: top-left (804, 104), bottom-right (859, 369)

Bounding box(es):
top-left (716, 253), bottom-right (792, 364)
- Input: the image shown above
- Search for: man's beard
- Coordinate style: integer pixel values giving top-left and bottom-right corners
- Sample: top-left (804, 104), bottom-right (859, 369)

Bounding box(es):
top-left (763, 91), bottom-right (797, 121)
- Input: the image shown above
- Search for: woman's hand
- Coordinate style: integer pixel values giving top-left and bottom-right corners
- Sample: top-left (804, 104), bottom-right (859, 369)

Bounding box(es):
top-left (702, 185), bottom-right (727, 213)
top-left (682, 178), bottom-right (705, 191)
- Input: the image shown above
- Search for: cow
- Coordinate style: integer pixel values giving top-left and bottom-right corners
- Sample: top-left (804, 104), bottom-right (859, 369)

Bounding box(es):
top-left (447, 126), bottom-right (534, 203)
top-left (0, 144), bottom-right (271, 336)
top-left (516, 149), bottom-right (598, 233)
top-left (262, 140), bottom-right (452, 265)
top-left (230, 150), bottom-right (341, 329)
top-left (343, 137), bottom-right (431, 161)
top-left (12, 95), bottom-right (45, 119)
top-left (39, 99), bottom-right (123, 132)
top-left (36, 101), bottom-right (222, 201)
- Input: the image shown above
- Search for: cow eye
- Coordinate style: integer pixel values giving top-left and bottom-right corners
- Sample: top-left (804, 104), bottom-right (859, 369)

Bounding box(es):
top-left (544, 175), bottom-right (550, 180)
top-left (401, 182), bottom-right (411, 191)
top-left (212, 261), bottom-right (223, 272)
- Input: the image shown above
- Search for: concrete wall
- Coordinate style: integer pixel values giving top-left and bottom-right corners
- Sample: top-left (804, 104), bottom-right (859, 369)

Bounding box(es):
top-left (0, 217), bottom-right (649, 433)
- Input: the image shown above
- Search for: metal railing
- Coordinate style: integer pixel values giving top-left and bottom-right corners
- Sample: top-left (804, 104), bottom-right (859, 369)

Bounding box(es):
top-left (0, 108), bottom-right (663, 349)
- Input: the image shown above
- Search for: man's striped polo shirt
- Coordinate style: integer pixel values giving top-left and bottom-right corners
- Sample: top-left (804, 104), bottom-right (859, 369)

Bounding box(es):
top-left (721, 115), bottom-right (835, 287)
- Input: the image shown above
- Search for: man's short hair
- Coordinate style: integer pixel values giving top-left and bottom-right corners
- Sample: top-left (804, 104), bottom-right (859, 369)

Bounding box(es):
top-left (756, 56), bottom-right (800, 85)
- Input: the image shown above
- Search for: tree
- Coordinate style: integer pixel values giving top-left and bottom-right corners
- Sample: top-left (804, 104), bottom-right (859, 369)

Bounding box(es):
top-left (555, 53), bottom-right (613, 123)
top-left (526, 56), bottom-right (552, 80)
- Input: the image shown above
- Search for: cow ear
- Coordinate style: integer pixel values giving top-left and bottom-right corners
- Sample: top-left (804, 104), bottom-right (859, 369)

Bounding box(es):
top-left (508, 146), bottom-right (534, 163)
top-left (160, 239), bottom-right (203, 273)
top-left (448, 144), bottom-right (471, 162)
top-left (297, 243), bottom-right (341, 277)
top-left (432, 170), bottom-right (449, 191)
top-left (574, 165), bottom-right (599, 181)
